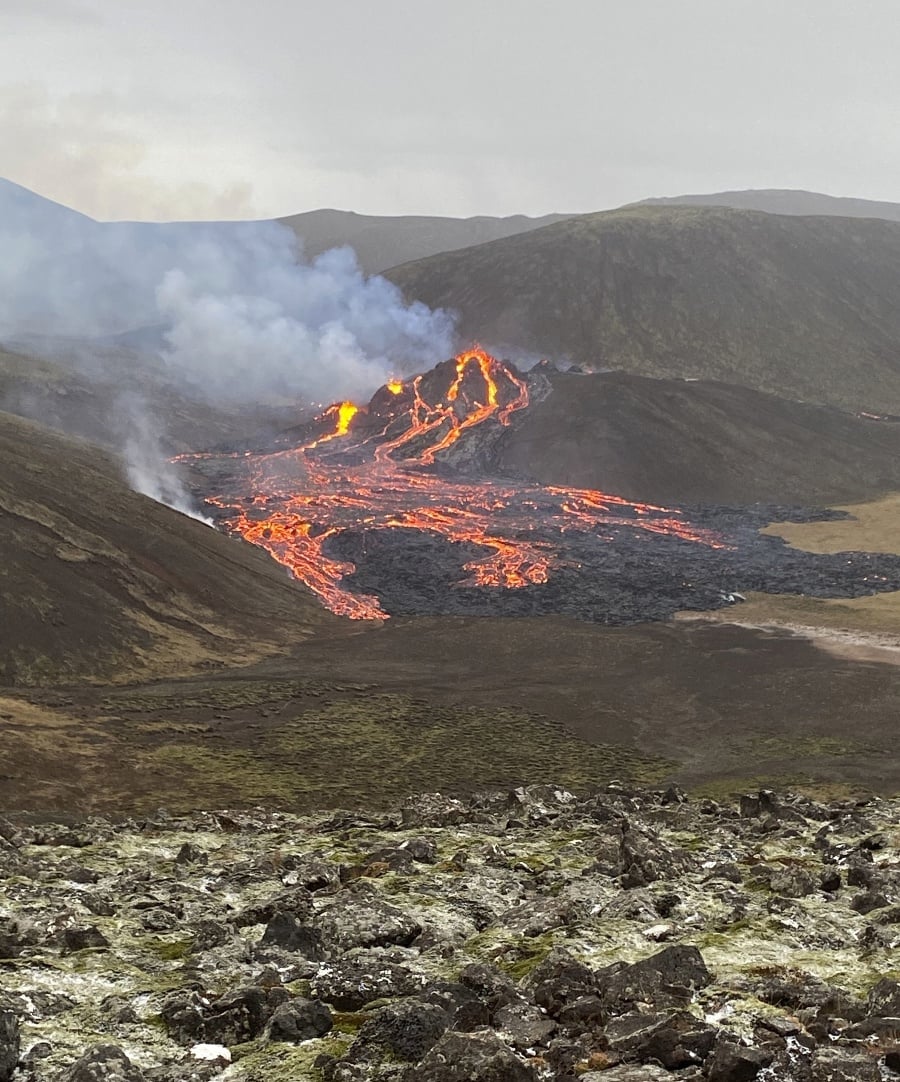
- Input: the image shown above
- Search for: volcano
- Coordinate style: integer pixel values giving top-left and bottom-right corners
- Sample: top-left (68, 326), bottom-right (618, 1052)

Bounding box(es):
top-left (180, 349), bottom-right (900, 625)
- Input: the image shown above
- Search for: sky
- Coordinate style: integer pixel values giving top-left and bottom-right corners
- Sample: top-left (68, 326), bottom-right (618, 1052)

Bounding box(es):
top-left (2, 0), bottom-right (900, 222)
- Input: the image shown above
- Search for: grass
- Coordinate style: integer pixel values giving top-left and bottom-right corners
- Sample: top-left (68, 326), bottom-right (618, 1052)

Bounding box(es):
top-left (134, 694), bottom-right (674, 813)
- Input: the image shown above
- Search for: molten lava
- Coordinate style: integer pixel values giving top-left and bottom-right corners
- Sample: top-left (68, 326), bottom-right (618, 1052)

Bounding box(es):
top-left (183, 347), bottom-right (725, 620)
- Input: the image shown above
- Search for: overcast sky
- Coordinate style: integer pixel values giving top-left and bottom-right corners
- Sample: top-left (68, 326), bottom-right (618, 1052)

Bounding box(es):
top-left (2, 0), bottom-right (900, 222)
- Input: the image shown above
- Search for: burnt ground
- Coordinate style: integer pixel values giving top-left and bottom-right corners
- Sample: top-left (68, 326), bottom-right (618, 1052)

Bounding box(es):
top-left (325, 503), bottom-right (900, 623)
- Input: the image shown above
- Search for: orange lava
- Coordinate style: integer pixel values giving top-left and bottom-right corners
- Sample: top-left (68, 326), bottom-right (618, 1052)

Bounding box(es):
top-left (186, 348), bottom-right (725, 620)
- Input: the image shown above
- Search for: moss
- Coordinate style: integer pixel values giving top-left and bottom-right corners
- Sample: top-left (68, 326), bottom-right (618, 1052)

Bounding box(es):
top-left (132, 693), bottom-right (674, 814)
top-left (147, 937), bottom-right (194, 961)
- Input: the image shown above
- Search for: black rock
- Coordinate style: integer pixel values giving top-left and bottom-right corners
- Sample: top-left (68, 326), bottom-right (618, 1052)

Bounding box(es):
top-left (345, 999), bottom-right (449, 1063)
top-left (161, 984), bottom-right (288, 1045)
top-left (0, 1011), bottom-right (18, 1082)
top-left (260, 912), bottom-right (326, 958)
top-left (265, 998), bottom-right (333, 1042)
top-left (605, 1009), bottom-right (717, 1070)
top-left (705, 1038), bottom-right (773, 1081)
top-left (411, 1030), bottom-right (533, 1081)
top-left (64, 1045), bottom-right (145, 1082)
top-left (527, 949), bottom-right (599, 1016)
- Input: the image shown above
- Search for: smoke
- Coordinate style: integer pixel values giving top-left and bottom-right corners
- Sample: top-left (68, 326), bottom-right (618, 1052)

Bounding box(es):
top-left (0, 179), bottom-right (457, 403)
top-left (115, 397), bottom-right (211, 524)
top-left (0, 177), bottom-right (458, 516)
top-left (155, 243), bottom-right (456, 404)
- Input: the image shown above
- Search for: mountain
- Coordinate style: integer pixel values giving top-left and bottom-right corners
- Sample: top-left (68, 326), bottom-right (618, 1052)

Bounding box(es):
top-left (636, 187), bottom-right (900, 221)
top-left (464, 368), bottom-right (900, 506)
top-left (0, 410), bottom-right (339, 686)
top-left (277, 208), bottom-right (571, 274)
top-left (385, 205), bottom-right (900, 413)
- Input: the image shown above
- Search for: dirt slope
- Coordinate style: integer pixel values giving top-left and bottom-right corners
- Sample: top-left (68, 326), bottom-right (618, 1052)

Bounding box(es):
top-left (0, 411), bottom-right (341, 685)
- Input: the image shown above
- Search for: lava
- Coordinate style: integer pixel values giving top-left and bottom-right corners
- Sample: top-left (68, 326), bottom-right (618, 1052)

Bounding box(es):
top-left (183, 347), bottom-right (725, 620)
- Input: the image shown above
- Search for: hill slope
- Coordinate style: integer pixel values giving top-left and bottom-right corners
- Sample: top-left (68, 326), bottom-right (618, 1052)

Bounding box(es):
top-left (0, 411), bottom-right (339, 685)
top-left (471, 369), bottom-right (900, 505)
top-left (277, 208), bottom-right (570, 274)
top-left (637, 187), bottom-right (900, 221)
top-left (386, 205), bottom-right (900, 413)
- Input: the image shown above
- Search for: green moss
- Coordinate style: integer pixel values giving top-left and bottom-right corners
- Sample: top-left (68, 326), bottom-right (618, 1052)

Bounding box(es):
top-left (147, 937), bottom-right (194, 961)
top-left (133, 693), bottom-right (674, 813)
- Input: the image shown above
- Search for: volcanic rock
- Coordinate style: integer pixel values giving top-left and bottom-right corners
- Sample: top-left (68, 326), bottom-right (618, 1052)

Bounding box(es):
top-left (0, 1011), bottom-right (18, 1082)
top-left (63, 1046), bottom-right (145, 1082)
top-left (410, 1030), bottom-right (533, 1081)
top-left (264, 997), bottom-right (333, 1042)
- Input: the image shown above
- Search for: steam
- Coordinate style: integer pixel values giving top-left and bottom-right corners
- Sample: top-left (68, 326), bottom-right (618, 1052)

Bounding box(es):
top-left (0, 178), bottom-right (458, 516)
top-left (115, 397), bottom-right (211, 524)
top-left (155, 244), bottom-right (455, 403)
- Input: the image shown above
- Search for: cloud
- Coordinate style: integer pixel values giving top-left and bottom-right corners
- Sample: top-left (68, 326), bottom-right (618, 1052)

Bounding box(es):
top-left (0, 84), bottom-right (256, 221)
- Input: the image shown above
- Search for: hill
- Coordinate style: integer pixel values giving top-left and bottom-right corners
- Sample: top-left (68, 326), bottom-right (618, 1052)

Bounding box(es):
top-left (0, 346), bottom-right (302, 452)
top-left (385, 205), bottom-right (900, 413)
top-left (0, 411), bottom-right (339, 686)
top-left (468, 369), bottom-right (900, 506)
top-left (277, 207), bottom-right (570, 274)
top-left (637, 187), bottom-right (900, 221)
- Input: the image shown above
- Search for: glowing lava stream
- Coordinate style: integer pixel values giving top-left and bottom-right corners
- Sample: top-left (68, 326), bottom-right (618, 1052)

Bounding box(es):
top-left (186, 348), bottom-right (726, 620)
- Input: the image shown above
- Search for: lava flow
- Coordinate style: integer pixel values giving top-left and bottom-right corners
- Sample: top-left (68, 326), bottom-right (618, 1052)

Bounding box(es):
top-left (182, 348), bottom-right (724, 620)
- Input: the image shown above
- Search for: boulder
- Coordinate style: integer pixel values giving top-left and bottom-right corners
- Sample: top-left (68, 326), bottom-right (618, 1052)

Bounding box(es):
top-left (259, 912), bottom-right (326, 958)
top-left (64, 1046), bottom-right (145, 1082)
top-left (411, 1031), bottom-right (532, 1081)
top-left (345, 1000), bottom-right (449, 1063)
top-left (605, 1009), bottom-right (717, 1070)
top-left (0, 1010), bottom-right (19, 1082)
top-left (265, 998), bottom-right (333, 1042)
top-left (705, 1038), bottom-right (773, 1081)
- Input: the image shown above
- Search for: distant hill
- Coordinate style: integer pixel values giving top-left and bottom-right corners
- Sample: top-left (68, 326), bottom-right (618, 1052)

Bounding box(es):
top-left (0, 411), bottom-right (339, 685)
top-left (277, 208), bottom-right (571, 274)
top-left (636, 188), bottom-right (900, 221)
top-left (385, 205), bottom-right (900, 413)
top-left (468, 369), bottom-right (900, 506)
top-left (0, 346), bottom-right (302, 452)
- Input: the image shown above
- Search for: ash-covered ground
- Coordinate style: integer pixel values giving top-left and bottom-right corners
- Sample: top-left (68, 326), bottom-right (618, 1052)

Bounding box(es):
top-left (325, 502), bottom-right (900, 623)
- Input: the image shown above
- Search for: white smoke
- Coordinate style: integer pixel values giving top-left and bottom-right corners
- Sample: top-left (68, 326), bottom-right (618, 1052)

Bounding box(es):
top-left (0, 179), bottom-right (457, 403)
top-left (0, 178), bottom-right (458, 516)
top-left (156, 244), bottom-right (456, 403)
top-left (116, 398), bottom-right (212, 524)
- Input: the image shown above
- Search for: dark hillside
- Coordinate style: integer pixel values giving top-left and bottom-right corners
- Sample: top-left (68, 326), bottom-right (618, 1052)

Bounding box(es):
top-left (386, 206), bottom-right (900, 413)
top-left (479, 370), bottom-right (900, 505)
top-left (0, 411), bottom-right (339, 685)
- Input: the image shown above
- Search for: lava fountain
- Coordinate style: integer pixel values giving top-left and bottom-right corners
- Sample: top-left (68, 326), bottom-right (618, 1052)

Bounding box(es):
top-left (178, 348), bottom-right (725, 619)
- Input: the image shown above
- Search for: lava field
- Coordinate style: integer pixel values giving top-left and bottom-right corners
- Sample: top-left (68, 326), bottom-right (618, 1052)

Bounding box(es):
top-left (181, 350), bottom-right (900, 624)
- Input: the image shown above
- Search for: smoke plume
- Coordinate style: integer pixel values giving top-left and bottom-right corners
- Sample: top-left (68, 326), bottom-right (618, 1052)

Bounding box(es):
top-left (0, 178), bottom-right (458, 515)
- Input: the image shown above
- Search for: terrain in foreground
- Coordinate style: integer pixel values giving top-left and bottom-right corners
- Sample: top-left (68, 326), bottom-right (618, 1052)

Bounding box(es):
top-left (2, 784), bottom-right (900, 1081)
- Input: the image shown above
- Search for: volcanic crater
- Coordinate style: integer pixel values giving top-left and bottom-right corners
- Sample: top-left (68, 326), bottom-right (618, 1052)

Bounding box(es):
top-left (181, 349), bottom-right (900, 624)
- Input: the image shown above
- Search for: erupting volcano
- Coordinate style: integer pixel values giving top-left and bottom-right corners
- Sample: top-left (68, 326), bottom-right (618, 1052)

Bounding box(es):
top-left (179, 348), bottom-right (729, 620)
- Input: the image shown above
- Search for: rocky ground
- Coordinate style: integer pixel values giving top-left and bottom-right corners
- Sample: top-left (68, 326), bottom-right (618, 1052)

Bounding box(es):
top-left (4, 786), bottom-right (900, 1080)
